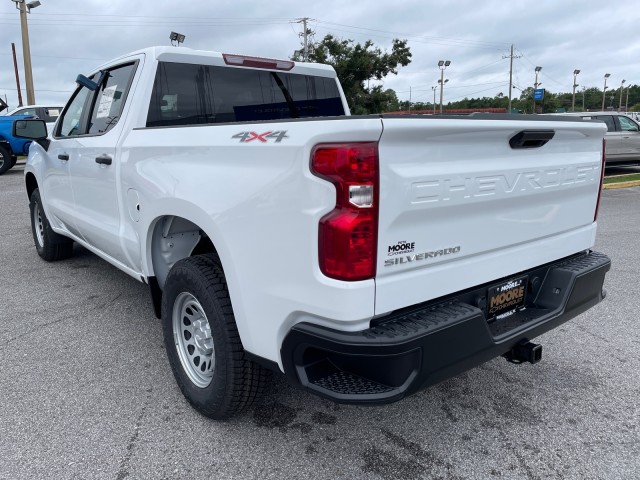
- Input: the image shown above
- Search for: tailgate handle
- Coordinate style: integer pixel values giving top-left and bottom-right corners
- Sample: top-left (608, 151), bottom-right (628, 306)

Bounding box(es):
top-left (509, 130), bottom-right (555, 149)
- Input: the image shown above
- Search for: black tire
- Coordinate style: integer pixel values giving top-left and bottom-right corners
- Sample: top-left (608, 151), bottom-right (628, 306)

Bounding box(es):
top-left (11, 155), bottom-right (17, 167)
top-left (162, 254), bottom-right (270, 419)
top-left (29, 189), bottom-right (74, 261)
top-left (0, 144), bottom-right (12, 175)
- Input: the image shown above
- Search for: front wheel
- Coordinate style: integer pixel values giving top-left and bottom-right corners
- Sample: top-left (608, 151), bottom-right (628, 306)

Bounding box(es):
top-left (162, 254), bottom-right (269, 419)
top-left (0, 144), bottom-right (12, 175)
top-left (29, 189), bottom-right (74, 261)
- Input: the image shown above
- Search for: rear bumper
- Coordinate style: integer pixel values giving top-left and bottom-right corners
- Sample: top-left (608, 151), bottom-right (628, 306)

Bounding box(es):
top-left (280, 251), bottom-right (610, 404)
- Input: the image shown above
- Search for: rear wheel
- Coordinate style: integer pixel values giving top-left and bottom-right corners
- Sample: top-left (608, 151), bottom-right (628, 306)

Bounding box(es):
top-left (162, 254), bottom-right (269, 419)
top-left (0, 144), bottom-right (12, 175)
top-left (30, 189), bottom-right (74, 261)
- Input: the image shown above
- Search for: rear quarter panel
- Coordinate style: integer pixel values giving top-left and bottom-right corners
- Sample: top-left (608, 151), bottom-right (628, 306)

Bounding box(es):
top-left (121, 117), bottom-right (384, 365)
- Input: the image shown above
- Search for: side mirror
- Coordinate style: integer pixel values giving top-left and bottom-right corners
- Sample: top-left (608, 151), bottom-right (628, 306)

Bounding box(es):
top-left (13, 119), bottom-right (48, 140)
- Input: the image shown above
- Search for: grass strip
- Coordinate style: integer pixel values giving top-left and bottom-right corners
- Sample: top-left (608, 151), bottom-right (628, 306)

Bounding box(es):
top-left (603, 173), bottom-right (640, 185)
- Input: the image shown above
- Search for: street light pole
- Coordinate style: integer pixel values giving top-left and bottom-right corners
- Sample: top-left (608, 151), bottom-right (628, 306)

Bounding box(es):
top-left (14, 0), bottom-right (41, 105)
top-left (533, 66), bottom-right (542, 113)
top-left (438, 78), bottom-right (448, 114)
top-left (571, 69), bottom-right (580, 112)
top-left (438, 60), bottom-right (450, 114)
top-left (582, 86), bottom-right (586, 111)
top-left (625, 85), bottom-right (630, 112)
top-left (619, 80), bottom-right (626, 111)
top-left (601, 73), bottom-right (610, 110)
top-left (432, 86), bottom-right (436, 114)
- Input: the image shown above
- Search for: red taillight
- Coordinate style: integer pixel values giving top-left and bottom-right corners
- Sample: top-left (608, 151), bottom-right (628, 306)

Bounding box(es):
top-left (311, 143), bottom-right (379, 281)
top-left (594, 138), bottom-right (606, 222)
top-left (222, 53), bottom-right (294, 71)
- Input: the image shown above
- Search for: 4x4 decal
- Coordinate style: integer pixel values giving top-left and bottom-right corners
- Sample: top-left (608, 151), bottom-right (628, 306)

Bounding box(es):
top-left (232, 131), bottom-right (288, 143)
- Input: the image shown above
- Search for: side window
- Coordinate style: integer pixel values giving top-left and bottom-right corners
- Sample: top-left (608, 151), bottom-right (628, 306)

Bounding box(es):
top-left (592, 116), bottom-right (615, 132)
top-left (58, 87), bottom-right (92, 137)
top-left (618, 116), bottom-right (639, 132)
top-left (147, 63), bottom-right (216, 127)
top-left (44, 108), bottom-right (61, 123)
top-left (88, 63), bottom-right (136, 135)
top-left (15, 108), bottom-right (37, 116)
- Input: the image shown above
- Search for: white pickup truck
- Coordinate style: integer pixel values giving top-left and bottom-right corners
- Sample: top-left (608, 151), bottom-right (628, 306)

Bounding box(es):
top-left (14, 47), bottom-right (611, 419)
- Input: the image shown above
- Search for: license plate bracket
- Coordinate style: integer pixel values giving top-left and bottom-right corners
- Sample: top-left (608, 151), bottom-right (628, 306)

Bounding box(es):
top-left (487, 275), bottom-right (528, 320)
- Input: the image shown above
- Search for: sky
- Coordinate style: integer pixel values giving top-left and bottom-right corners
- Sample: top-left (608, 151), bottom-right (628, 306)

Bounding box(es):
top-left (1, 0), bottom-right (639, 110)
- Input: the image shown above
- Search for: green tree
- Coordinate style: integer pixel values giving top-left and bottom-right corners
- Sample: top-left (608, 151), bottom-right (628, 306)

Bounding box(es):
top-left (293, 35), bottom-right (412, 114)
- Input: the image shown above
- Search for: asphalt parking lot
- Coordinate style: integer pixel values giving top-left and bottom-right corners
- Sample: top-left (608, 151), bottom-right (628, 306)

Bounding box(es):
top-left (1, 163), bottom-right (639, 480)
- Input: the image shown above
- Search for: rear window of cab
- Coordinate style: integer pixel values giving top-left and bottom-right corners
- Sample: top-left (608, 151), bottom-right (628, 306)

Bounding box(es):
top-left (146, 62), bottom-right (345, 127)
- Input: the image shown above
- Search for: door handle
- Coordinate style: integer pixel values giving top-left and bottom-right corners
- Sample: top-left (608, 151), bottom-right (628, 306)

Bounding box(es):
top-left (95, 154), bottom-right (112, 165)
top-left (58, 153), bottom-right (69, 161)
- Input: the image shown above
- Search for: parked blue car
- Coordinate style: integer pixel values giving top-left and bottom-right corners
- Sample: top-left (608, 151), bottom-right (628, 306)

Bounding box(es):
top-left (0, 114), bottom-right (35, 175)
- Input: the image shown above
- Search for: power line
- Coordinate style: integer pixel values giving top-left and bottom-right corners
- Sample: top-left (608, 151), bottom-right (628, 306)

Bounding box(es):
top-left (0, 12), bottom-right (292, 21)
top-left (446, 84), bottom-right (511, 102)
top-left (396, 81), bottom-right (506, 94)
top-left (397, 58), bottom-right (508, 78)
top-left (0, 52), bottom-right (107, 61)
top-left (517, 49), bottom-right (566, 88)
top-left (0, 86), bottom-right (71, 92)
top-left (0, 20), bottom-right (292, 27)
top-left (314, 20), bottom-right (509, 49)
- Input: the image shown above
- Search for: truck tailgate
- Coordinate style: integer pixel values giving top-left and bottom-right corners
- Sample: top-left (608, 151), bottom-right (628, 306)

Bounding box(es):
top-left (375, 116), bottom-right (606, 314)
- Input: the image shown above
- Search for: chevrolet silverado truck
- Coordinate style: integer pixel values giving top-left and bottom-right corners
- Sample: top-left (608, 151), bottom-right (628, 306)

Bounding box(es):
top-left (14, 47), bottom-right (611, 419)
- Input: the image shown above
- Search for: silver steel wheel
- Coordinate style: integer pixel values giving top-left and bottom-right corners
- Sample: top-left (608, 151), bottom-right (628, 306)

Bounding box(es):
top-left (172, 292), bottom-right (215, 388)
top-left (33, 201), bottom-right (45, 248)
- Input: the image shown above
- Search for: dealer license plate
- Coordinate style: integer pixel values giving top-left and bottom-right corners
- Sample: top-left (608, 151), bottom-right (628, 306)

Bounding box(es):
top-left (487, 275), bottom-right (528, 320)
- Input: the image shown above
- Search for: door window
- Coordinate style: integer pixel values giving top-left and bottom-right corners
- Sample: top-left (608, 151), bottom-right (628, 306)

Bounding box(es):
top-left (617, 116), bottom-right (639, 132)
top-left (88, 63), bottom-right (136, 135)
top-left (57, 87), bottom-right (92, 137)
top-left (591, 115), bottom-right (615, 132)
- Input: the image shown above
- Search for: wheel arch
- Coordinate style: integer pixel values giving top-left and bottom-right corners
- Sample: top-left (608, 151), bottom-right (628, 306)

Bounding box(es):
top-left (25, 172), bottom-right (38, 200)
top-left (144, 207), bottom-right (236, 320)
top-left (147, 214), bottom-right (220, 290)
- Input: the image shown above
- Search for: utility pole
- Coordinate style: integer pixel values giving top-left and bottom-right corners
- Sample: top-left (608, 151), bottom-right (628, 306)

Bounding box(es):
top-left (502, 45), bottom-right (520, 113)
top-left (296, 17), bottom-right (313, 62)
top-left (619, 80), bottom-right (625, 111)
top-left (11, 43), bottom-right (23, 107)
top-left (16, 0), bottom-right (40, 105)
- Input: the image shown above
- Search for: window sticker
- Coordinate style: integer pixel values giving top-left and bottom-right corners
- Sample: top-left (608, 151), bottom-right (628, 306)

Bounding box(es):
top-left (96, 85), bottom-right (117, 119)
